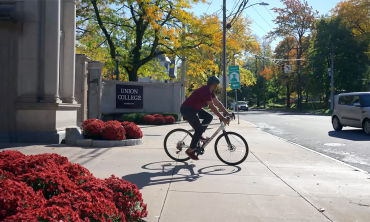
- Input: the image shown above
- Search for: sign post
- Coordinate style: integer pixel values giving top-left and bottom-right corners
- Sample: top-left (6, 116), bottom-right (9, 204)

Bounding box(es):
top-left (229, 65), bottom-right (240, 124)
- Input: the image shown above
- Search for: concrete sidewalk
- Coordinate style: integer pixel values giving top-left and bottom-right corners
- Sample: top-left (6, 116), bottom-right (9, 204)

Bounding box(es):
top-left (1, 121), bottom-right (369, 222)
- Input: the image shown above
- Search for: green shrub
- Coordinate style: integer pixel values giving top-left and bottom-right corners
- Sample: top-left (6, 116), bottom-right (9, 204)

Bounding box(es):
top-left (122, 113), bottom-right (137, 122)
top-left (135, 113), bottom-right (147, 124)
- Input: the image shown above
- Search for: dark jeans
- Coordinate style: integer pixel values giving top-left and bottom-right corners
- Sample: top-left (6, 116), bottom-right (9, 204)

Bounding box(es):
top-left (180, 105), bottom-right (213, 149)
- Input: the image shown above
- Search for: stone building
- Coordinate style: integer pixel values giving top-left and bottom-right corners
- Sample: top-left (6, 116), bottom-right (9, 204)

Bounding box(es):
top-left (0, 0), bottom-right (79, 143)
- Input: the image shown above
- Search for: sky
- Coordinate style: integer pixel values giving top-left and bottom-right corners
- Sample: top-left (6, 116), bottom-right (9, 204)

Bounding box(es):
top-left (191, 0), bottom-right (343, 49)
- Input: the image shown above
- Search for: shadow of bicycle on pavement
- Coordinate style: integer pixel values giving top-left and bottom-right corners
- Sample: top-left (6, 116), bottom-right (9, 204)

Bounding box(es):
top-left (122, 161), bottom-right (241, 190)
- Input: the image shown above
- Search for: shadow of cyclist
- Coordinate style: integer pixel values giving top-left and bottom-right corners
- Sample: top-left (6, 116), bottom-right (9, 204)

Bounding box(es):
top-left (122, 161), bottom-right (241, 190)
top-left (122, 161), bottom-right (200, 190)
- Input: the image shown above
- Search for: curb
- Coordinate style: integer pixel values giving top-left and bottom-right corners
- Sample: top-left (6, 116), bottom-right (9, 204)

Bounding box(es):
top-left (241, 120), bottom-right (369, 175)
top-left (75, 138), bottom-right (143, 147)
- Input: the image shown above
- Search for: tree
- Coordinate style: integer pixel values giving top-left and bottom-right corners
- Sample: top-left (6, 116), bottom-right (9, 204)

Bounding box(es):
top-left (269, 0), bottom-right (318, 107)
top-left (332, 0), bottom-right (370, 37)
top-left (179, 15), bottom-right (259, 93)
top-left (77, 0), bottom-right (215, 81)
top-left (308, 17), bottom-right (370, 105)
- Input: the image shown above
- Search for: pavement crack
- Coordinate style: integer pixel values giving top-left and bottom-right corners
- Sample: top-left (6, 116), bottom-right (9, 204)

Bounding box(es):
top-left (157, 160), bottom-right (179, 222)
top-left (250, 150), bottom-right (334, 222)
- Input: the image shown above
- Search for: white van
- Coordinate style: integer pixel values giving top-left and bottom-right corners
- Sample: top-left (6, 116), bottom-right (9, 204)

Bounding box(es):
top-left (332, 92), bottom-right (370, 135)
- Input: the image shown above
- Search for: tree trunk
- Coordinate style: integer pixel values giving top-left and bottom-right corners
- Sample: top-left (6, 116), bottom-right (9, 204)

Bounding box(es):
top-left (286, 83), bottom-right (290, 108)
top-left (127, 69), bottom-right (138, 81)
top-left (325, 91), bottom-right (330, 107)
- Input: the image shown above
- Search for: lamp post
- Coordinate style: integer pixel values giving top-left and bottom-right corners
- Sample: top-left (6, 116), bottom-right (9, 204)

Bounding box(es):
top-left (222, 2), bottom-right (269, 107)
top-left (115, 53), bottom-right (121, 81)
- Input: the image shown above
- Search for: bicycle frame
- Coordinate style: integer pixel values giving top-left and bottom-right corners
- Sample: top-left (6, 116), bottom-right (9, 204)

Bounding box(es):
top-left (181, 121), bottom-right (228, 150)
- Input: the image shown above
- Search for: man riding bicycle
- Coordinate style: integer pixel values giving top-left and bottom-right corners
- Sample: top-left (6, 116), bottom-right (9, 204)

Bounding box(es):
top-left (180, 76), bottom-right (231, 160)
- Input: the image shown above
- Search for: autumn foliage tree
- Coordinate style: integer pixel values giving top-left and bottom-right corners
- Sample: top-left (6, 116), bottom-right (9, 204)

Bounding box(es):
top-left (269, 0), bottom-right (318, 107)
top-left (332, 0), bottom-right (370, 38)
top-left (180, 15), bottom-right (260, 94)
top-left (77, 0), bottom-right (218, 81)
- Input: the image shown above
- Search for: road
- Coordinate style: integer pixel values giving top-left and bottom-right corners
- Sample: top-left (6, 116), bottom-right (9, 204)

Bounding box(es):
top-left (237, 110), bottom-right (370, 173)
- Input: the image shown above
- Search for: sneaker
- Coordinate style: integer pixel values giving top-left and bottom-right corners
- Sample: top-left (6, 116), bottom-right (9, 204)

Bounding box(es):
top-left (185, 149), bottom-right (199, 160)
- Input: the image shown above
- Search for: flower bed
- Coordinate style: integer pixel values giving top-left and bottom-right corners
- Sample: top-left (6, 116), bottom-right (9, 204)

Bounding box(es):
top-left (142, 114), bottom-right (176, 125)
top-left (82, 119), bottom-right (143, 140)
top-left (0, 150), bottom-right (148, 221)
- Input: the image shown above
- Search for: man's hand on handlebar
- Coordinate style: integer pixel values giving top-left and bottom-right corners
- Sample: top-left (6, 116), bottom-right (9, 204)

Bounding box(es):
top-left (223, 112), bottom-right (235, 120)
top-left (221, 116), bottom-right (230, 125)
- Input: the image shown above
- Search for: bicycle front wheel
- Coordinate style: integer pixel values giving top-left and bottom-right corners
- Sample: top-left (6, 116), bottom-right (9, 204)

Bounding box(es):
top-left (214, 132), bottom-right (249, 166)
top-left (164, 129), bottom-right (192, 162)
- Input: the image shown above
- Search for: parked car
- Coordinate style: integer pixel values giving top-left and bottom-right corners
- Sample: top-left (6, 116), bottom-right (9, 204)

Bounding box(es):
top-left (230, 101), bottom-right (249, 111)
top-left (332, 92), bottom-right (370, 135)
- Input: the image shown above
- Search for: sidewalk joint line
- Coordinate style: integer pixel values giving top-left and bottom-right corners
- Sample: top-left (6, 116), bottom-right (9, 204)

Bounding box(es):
top-left (250, 150), bottom-right (333, 222)
top-left (157, 160), bottom-right (179, 222)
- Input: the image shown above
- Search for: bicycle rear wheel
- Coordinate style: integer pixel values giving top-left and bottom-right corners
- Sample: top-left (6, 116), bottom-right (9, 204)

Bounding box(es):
top-left (214, 132), bottom-right (249, 166)
top-left (164, 129), bottom-right (192, 162)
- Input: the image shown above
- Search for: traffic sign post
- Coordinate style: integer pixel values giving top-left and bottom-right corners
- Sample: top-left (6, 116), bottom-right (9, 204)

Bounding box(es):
top-left (229, 65), bottom-right (240, 124)
top-left (229, 65), bottom-right (240, 90)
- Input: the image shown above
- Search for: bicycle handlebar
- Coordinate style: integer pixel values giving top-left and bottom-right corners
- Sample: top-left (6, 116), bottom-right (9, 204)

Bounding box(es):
top-left (219, 112), bottom-right (235, 123)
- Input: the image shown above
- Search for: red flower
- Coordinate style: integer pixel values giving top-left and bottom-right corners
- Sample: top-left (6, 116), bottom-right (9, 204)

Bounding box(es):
top-left (0, 169), bottom-right (14, 181)
top-left (152, 114), bottom-right (164, 118)
top-left (0, 151), bottom-right (148, 222)
top-left (0, 179), bottom-right (46, 221)
top-left (47, 190), bottom-right (125, 222)
top-left (142, 115), bottom-right (155, 124)
top-left (123, 123), bottom-right (143, 139)
top-left (104, 175), bottom-right (148, 221)
top-left (152, 116), bottom-right (165, 125)
top-left (4, 205), bottom-right (80, 222)
top-left (121, 121), bottom-right (134, 127)
top-left (0, 150), bottom-right (25, 161)
top-left (81, 118), bottom-right (103, 130)
top-left (102, 121), bottom-right (126, 140)
top-left (17, 170), bottom-right (78, 200)
top-left (79, 178), bottom-right (114, 200)
top-left (164, 115), bottom-right (176, 124)
top-left (83, 121), bottom-right (104, 137)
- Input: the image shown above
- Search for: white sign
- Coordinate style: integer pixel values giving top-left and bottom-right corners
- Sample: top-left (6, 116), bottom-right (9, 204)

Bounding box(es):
top-left (285, 65), bottom-right (291, 73)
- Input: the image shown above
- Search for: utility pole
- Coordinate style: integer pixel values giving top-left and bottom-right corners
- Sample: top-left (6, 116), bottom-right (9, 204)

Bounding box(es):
top-left (297, 58), bottom-right (302, 111)
top-left (181, 23), bottom-right (186, 104)
top-left (330, 42), bottom-right (334, 111)
top-left (222, 0), bottom-right (227, 108)
top-left (262, 53), bottom-right (265, 109)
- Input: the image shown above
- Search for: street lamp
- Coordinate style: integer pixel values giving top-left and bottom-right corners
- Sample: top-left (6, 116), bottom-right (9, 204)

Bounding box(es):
top-left (115, 53), bottom-right (121, 81)
top-left (222, 1), bottom-right (269, 107)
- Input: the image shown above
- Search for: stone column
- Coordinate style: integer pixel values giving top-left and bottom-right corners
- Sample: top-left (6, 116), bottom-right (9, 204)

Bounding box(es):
top-left (88, 61), bottom-right (104, 119)
top-left (42, 0), bottom-right (61, 103)
top-left (75, 54), bottom-right (91, 125)
top-left (60, 0), bottom-right (77, 103)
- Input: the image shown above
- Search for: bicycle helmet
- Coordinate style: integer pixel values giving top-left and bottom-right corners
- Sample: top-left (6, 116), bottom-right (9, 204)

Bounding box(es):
top-left (207, 76), bottom-right (220, 85)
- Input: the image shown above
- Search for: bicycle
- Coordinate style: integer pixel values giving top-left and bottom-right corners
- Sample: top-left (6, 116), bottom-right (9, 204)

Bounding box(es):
top-left (163, 114), bottom-right (249, 166)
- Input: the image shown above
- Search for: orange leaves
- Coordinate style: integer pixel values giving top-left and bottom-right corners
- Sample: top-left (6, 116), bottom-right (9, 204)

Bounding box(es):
top-left (259, 66), bottom-right (273, 80)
